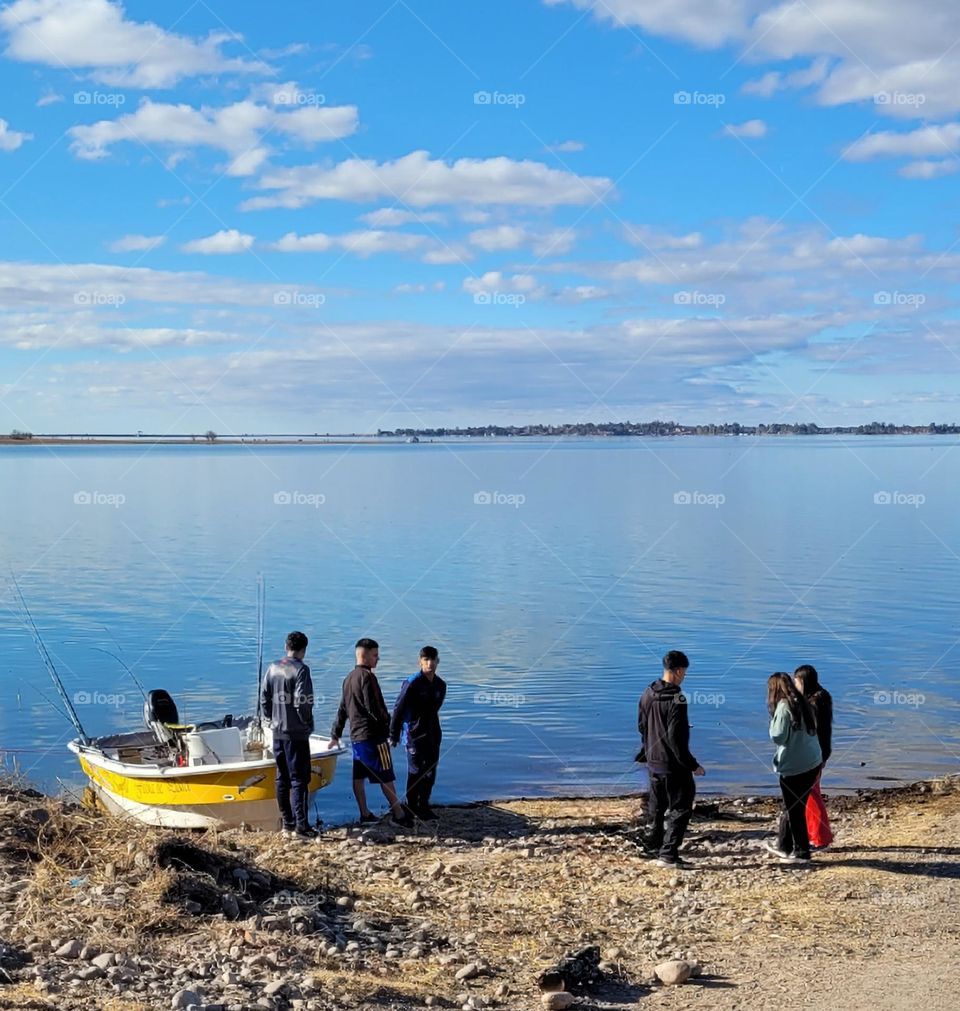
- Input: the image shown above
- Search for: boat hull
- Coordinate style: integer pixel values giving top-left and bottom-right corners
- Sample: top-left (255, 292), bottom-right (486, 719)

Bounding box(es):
top-left (70, 736), bottom-right (343, 830)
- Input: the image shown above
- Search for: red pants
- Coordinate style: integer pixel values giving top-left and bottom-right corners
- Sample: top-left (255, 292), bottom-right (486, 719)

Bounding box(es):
top-left (805, 770), bottom-right (833, 848)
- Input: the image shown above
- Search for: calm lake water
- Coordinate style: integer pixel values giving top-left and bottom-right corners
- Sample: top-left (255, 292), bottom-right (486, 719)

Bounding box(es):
top-left (0, 437), bottom-right (957, 824)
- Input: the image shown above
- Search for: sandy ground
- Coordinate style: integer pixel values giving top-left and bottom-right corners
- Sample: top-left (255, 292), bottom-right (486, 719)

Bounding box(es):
top-left (0, 777), bottom-right (957, 1011)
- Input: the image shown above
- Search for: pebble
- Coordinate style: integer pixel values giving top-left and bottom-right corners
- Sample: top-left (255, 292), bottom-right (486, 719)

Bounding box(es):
top-left (55, 940), bottom-right (84, 959)
top-left (171, 990), bottom-right (202, 1009)
top-left (654, 959), bottom-right (694, 985)
top-left (541, 993), bottom-right (574, 1010)
top-left (455, 962), bottom-right (481, 981)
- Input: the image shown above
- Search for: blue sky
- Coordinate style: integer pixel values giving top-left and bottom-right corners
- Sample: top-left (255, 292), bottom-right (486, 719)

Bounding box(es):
top-left (1, 0), bottom-right (959, 433)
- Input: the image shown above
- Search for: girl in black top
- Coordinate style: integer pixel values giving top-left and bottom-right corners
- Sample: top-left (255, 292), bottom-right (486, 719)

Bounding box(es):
top-left (794, 664), bottom-right (833, 848)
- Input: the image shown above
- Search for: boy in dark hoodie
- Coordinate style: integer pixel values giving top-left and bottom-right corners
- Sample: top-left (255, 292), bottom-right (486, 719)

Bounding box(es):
top-left (389, 645), bottom-right (446, 820)
top-left (637, 650), bottom-right (706, 867)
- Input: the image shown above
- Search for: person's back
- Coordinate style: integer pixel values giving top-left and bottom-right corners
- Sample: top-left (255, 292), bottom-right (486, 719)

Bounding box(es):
top-left (638, 678), bottom-right (698, 773)
top-left (333, 664), bottom-right (390, 743)
top-left (262, 655), bottom-right (314, 740)
top-left (770, 698), bottom-right (822, 775)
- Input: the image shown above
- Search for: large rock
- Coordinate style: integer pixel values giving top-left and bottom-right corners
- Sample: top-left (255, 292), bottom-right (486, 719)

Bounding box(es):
top-left (654, 959), bottom-right (693, 985)
top-left (541, 994), bottom-right (574, 1010)
top-left (55, 940), bottom-right (83, 959)
top-left (171, 989), bottom-right (201, 1009)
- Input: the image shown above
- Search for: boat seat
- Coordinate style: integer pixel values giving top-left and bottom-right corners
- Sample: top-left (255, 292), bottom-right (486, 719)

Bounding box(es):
top-left (144, 689), bottom-right (193, 745)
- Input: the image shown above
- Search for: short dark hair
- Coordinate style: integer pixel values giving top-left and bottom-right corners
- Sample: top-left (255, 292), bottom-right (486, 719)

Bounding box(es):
top-left (355, 637), bottom-right (379, 651)
top-left (419, 645), bottom-right (439, 660)
top-left (286, 631), bottom-right (308, 652)
top-left (663, 650), bottom-right (689, 671)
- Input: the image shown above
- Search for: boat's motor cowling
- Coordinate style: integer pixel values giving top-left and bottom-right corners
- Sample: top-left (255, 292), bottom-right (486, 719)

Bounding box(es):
top-left (145, 689), bottom-right (184, 744)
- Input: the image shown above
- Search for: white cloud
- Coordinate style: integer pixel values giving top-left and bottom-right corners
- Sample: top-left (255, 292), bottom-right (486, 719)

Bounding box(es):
top-left (243, 150), bottom-right (615, 209)
top-left (900, 160), bottom-right (959, 180)
top-left (361, 207), bottom-right (447, 227)
top-left (181, 230), bottom-right (254, 254)
top-left (0, 0), bottom-right (270, 88)
top-left (68, 98), bottom-right (359, 174)
top-left (722, 119), bottom-right (768, 139)
top-left (463, 272), bottom-right (546, 298)
top-left (0, 118), bottom-right (32, 151)
top-left (548, 139), bottom-right (586, 153)
top-left (843, 123), bottom-right (960, 162)
top-left (543, 0), bottom-right (751, 47)
top-left (107, 234), bottom-right (165, 252)
top-left (36, 91), bottom-right (64, 107)
top-left (742, 58), bottom-right (829, 98)
top-left (269, 230), bottom-right (428, 257)
top-left (468, 224), bottom-right (578, 256)
top-left (394, 281), bottom-right (446, 294)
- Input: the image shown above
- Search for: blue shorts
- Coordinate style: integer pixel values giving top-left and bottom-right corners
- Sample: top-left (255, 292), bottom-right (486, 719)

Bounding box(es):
top-left (351, 740), bottom-right (396, 784)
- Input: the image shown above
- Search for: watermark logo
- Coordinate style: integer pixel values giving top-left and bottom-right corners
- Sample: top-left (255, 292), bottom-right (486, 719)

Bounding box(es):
top-left (674, 90), bottom-right (726, 106)
top-left (474, 490), bottom-right (525, 508)
top-left (873, 490), bottom-right (924, 508)
top-left (74, 91), bottom-right (125, 107)
top-left (674, 490), bottom-right (725, 508)
top-left (873, 291), bottom-right (925, 308)
top-left (473, 291), bottom-right (526, 307)
top-left (473, 90), bottom-right (526, 107)
top-left (273, 490), bottom-right (325, 507)
top-left (74, 690), bottom-right (126, 708)
top-left (274, 88), bottom-right (325, 107)
top-left (873, 690), bottom-right (925, 708)
top-left (273, 290), bottom-right (326, 308)
top-left (674, 290), bottom-right (726, 307)
top-left (74, 291), bottom-right (126, 308)
top-left (683, 689), bottom-right (726, 707)
top-left (474, 689), bottom-right (526, 708)
top-left (874, 91), bottom-right (925, 108)
top-left (73, 490), bottom-right (125, 508)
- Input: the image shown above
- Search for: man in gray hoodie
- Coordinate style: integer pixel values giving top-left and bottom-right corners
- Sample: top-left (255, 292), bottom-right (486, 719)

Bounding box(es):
top-left (260, 631), bottom-right (316, 838)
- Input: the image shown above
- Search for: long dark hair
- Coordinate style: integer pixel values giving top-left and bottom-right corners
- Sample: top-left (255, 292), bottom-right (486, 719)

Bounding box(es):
top-left (767, 672), bottom-right (817, 734)
top-left (794, 663), bottom-right (821, 696)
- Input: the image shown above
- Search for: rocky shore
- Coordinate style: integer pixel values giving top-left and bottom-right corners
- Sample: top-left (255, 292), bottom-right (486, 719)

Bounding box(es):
top-left (0, 777), bottom-right (957, 1011)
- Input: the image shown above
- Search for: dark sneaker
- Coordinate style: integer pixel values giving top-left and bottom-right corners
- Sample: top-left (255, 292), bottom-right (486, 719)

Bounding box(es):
top-left (656, 856), bottom-right (693, 870)
top-left (391, 810), bottom-right (415, 829)
top-left (358, 813), bottom-right (379, 824)
top-left (280, 823), bottom-right (296, 836)
top-left (417, 806), bottom-right (439, 821)
top-left (295, 825), bottom-right (320, 840)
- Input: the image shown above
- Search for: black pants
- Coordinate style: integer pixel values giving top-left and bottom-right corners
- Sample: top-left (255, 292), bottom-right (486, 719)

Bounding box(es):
top-left (274, 738), bottom-right (312, 830)
top-left (644, 768), bottom-right (696, 860)
top-left (405, 745), bottom-right (439, 813)
top-left (777, 765), bottom-right (820, 858)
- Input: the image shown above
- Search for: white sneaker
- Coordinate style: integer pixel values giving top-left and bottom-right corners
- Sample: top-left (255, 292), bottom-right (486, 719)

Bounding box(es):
top-left (762, 841), bottom-right (790, 859)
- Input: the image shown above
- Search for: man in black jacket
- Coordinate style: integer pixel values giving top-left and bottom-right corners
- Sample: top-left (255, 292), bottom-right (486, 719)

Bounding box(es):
top-left (637, 650), bottom-right (705, 867)
top-left (260, 631), bottom-right (317, 839)
top-left (389, 645), bottom-right (446, 820)
top-left (329, 638), bottom-right (413, 827)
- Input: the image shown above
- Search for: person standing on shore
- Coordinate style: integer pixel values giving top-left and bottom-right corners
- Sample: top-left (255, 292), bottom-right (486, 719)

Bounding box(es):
top-left (795, 663), bottom-right (834, 849)
top-left (329, 638), bottom-right (413, 828)
top-left (260, 631), bottom-right (318, 839)
top-left (637, 650), bottom-right (706, 869)
top-left (765, 672), bottom-right (822, 864)
top-left (389, 645), bottom-right (446, 821)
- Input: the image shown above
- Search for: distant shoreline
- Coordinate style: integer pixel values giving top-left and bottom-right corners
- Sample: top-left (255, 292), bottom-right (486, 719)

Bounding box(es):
top-left (2, 430), bottom-right (960, 447)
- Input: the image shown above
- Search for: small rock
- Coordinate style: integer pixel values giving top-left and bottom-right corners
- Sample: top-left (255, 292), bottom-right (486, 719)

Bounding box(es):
top-left (75, 965), bottom-right (106, 981)
top-left (55, 940), bottom-right (84, 959)
top-left (654, 959), bottom-right (693, 985)
top-left (91, 953), bottom-right (116, 970)
top-left (264, 980), bottom-right (286, 996)
top-left (171, 990), bottom-right (202, 1009)
top-left (455, 962), bottom-right (480, 981)
top-left (541, 994), bottom-right (574, 1010)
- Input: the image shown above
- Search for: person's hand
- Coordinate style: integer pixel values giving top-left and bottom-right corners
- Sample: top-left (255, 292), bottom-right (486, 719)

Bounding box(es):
top-left (388, 738), bottom-right (398, 749)
top-left (694, 765), bottom-right (706, 776)
top-left (329, 736), bottom-right (340, 750)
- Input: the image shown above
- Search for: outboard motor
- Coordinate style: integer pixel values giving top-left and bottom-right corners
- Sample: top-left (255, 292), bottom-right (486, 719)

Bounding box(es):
top-left (144, 689), bottom-right (185, 745)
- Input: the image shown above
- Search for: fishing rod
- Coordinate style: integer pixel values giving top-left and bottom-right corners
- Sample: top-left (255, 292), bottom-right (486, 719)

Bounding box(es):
top-left (255, 573), bottom-right (265, 731)
top-left (90, 645), bottom-right (148, 700)
top-left (10, 572), bottom-right (90, 745)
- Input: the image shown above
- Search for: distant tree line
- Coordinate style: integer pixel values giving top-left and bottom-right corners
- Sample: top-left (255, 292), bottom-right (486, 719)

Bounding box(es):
top-left (377, 421), bottom-right (960, 438)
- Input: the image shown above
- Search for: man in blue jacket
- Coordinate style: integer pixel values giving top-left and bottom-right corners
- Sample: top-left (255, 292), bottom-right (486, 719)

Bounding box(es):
top-left (390, 645), bottom-right (446, 820)
top-left (260, 631), bottom-right (317, 839)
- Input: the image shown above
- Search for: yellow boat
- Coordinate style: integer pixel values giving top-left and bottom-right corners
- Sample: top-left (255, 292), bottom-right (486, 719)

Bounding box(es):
top-left (68, 690), bottom-right (345, 830)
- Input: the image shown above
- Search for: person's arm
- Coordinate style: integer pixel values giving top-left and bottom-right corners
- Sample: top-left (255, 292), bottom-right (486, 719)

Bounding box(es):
top-left (295, 666), bottom-right (314, 734)
top-left (390, 678), bottom-right (411, 746)
top-left (330, 680), bottom-right (348, 743)
top-left (667, 696), bottom-right (701, 772)
top-left (819, 693), bottom-right (833, 764)
top-left (363, 673), bottom-right (391, 730)
top-left (259, 668), bottom-right (272, 726)
top-left (769, 701), bottom-right (791, 745)
top-left (436, 678), bottom-right (446, 710)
